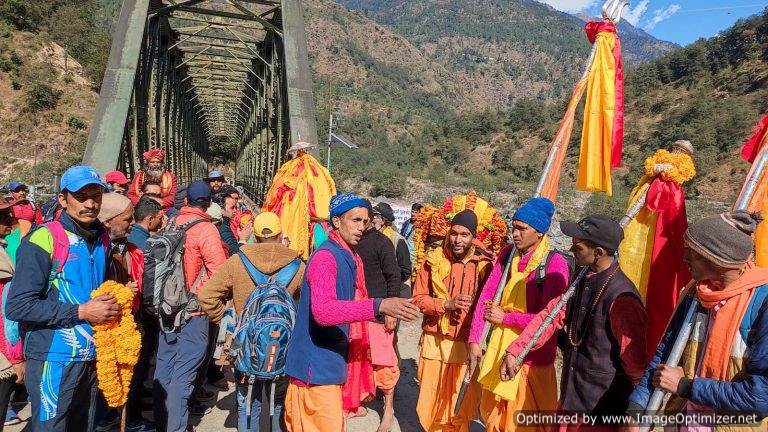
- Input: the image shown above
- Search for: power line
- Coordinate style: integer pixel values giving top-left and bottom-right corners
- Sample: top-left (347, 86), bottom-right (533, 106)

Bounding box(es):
top-left (680, 4), bottom-right (767, 13)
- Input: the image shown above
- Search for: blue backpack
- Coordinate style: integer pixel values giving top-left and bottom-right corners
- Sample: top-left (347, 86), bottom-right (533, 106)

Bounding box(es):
top-left (230, 252), bottom-right (300, 380)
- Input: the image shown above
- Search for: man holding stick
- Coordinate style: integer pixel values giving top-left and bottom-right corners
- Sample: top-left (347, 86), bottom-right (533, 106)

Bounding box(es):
top-left (468, 198), bottom-right (569, 431)
top-left (627, 210), bottom-right (768, 428)
top-left (500, 215), bottom-right (647, 424)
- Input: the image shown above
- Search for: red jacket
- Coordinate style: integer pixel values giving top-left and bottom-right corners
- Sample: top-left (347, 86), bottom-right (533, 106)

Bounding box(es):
top-left (127, 171), bottom-right (178, 209)
top-left (176, 206), bottom-right (227, 294)
top-left (11, 201), bottom-right (42, 225)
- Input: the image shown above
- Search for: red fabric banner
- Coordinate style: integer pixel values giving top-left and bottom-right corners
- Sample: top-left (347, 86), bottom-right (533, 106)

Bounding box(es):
top-left (740, 113), bottom-right (768, 163)
top-left (643, 178), bottom-right (692, 359)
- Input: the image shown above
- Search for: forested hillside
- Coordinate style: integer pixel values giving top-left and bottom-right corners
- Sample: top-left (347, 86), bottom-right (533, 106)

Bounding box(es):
top-left (0, 1), bottom-right (764, 209)
top-left (338, 0), bottom-right (676, 106)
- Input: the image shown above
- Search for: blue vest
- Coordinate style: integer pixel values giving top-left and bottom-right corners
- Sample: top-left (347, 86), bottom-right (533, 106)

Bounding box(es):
top-left (285, 239), bottom-right (356, 385)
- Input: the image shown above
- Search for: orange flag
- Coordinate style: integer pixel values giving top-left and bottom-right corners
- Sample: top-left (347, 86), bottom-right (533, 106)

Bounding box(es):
top-left (576, 21), bottom-right (624, 196)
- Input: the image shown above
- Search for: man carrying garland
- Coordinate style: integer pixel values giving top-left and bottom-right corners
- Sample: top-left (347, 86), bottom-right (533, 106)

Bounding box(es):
top-left (413, 209), bottom-right (493, 432)
top-left (283, 193), bottom-right (420, 432)
top-left (6, 166), bottom-right (115, 431)
top-left (628, 210), bottom-right (768, 429)
top-left (500, 215), bottom-right (648, 426)
top-left (468, 198), bottom-right (569, 431)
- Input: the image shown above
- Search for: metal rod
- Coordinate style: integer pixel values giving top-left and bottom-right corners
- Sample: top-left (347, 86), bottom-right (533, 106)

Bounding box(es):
top-left (512, 184), bottom-right (650, 372)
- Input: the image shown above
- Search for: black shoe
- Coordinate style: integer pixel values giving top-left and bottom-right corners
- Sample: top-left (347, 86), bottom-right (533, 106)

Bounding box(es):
top-left (195, 387), bottom-right (216, 402)
top-left (188, 402), bottom-right (212, 417)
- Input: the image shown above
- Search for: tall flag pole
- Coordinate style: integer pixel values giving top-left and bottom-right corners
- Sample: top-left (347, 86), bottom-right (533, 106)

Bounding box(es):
top-left (738, 113), bottom-right (768, 267)
top-left (536, 0), bottom-right (628, 200)
top-left (454, 0), bottom-right (630, 415)
top-left (618, 141), bottom-right (696, 360)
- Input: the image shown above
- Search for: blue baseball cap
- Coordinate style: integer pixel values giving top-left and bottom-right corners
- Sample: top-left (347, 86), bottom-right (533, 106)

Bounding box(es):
top-left (187, 180), bottom-right (212, 205)
top-left (205, 170), bottom-right (224, 181)
top-left (6, 181), bottom-right (26, 192)
top-left (60, 165), bottom-right (108, 193)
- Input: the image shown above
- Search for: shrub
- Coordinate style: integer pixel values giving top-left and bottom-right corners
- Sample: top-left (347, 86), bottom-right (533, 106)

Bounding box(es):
top-left (67, 115), bottom-right (86, 130)
top-left (25, 83), bottom-right (60, 111)
top-left (368, 165), bottom-right (405, 198)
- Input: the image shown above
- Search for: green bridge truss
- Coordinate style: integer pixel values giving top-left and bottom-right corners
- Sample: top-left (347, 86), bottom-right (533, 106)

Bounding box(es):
top-left (83, 0), bottom-right (318, 202)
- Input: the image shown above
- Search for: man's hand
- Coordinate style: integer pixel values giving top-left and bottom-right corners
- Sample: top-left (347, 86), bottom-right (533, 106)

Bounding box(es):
top-left (499, 352), bottom-right (520, 382)
top-left (484, 303), bottom-right (505, 325)
top-left (12, 361), bottom-right (25, 384)
top-left (468, 343), bottom-right (482, 377)
top-left (78, 294), bottom-right (119, 324)
top-left (444, 294), bottom-right (472, 312)
top-left (379, 298), bottom-right (420, 321)
top-left (126, 281), bottom-right (139, 294)
top-left (384, 315), bottom-right (398, 332)
top-left (652, 365), bottom-right (685, 394)
top-left (238, 223), bottom-right (254, 241)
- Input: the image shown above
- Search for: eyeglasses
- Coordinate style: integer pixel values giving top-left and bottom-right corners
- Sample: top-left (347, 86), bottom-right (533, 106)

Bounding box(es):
top-left (144, 193), bottom-right (161, 198)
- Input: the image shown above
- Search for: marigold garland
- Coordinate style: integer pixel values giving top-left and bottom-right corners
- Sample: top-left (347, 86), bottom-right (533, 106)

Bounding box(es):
top-left (644, 149), bottom-right (696, 185)
top-left (92, 280), bottom-right (141, 407)
top-left (412, 192), bottom-right (508, 281)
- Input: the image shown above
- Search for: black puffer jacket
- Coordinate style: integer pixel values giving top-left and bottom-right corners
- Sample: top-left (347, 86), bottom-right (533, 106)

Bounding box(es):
top-left (356, 228), bottom-right (401, 299)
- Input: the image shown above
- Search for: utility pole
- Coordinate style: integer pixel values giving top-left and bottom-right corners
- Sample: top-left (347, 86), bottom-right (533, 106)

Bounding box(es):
top-left (325, 99), bottom-right (341, 172)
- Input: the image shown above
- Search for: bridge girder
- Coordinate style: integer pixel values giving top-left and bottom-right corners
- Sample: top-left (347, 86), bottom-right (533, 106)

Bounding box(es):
top-left (83, 0), bottom-right (318, 202)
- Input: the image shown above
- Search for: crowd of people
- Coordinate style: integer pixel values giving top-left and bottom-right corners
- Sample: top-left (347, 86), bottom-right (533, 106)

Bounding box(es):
top-left (0, 142), bottom-right (766, 432)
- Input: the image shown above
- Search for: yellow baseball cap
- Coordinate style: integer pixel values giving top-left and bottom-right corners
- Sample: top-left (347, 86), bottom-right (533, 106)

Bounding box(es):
top-left (253, 211), bottom-right (282, 238)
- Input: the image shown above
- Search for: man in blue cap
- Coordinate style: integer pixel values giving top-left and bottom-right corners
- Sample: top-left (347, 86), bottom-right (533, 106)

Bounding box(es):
top-left (5, 180), bottom-right (41, 225)
top-left (204, 170), bottom-right (226, 194)
top-left (6, 165), bottom-right (116, 431)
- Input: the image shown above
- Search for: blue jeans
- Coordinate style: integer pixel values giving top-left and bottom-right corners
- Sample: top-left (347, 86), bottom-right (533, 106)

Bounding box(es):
top-left (236, 374), bottom-right (286, 432)
top-left (153, 315), bottom-right (209, 432)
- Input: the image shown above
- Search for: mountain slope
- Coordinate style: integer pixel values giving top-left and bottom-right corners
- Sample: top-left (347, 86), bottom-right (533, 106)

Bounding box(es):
top-left (337, 0), bottom-right (676, 107)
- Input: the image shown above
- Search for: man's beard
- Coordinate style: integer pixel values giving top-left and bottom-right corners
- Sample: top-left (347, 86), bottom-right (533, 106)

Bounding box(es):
top-left (143, 164), bottom-right (165, 180)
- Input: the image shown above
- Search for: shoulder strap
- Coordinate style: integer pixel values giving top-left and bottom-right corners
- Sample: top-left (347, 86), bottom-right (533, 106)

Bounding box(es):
top-left (42, 221), bottom-right (69, 276)
top-left (742, 283), bottom-right (768, 342)
top-left (535, 250), bottom-right (556, 287)
top-left (180, 218), bottom-right (206, 231)
top-left (237, 251), bottom-right (270, 286)
top-left (273, 258), bottom-right (302, 287)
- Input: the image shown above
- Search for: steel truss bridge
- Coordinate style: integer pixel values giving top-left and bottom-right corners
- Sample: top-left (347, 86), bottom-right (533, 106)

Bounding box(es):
top-left (83, 0), bottom-right (318, 202)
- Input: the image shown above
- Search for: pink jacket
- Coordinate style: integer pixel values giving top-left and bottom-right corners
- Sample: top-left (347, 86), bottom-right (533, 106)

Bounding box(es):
top-left (0, 281), bottom-right (23, 365)
top-left (176, 206), bottom-right (227, 294)
top-left (468, 244), bottom-right (569, 366)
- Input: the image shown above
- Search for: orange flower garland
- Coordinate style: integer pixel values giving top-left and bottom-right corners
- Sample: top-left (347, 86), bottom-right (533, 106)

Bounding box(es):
top-left (644, 149), bottom-right (696, 185)
top-left (92, 281), bottom-right (141, 407)
top-left (411, 192), bottom-right (508, 281)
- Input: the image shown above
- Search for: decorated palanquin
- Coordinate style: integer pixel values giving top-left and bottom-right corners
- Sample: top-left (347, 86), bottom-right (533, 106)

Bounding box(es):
top-left (262, 151), bottom-right (336, 260)
top-left (412, 191), bottom-right (508, 280)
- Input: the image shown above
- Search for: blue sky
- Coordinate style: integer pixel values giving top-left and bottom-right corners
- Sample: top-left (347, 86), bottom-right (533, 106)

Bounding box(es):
top-left (539, 1), bottom-right (768, 45)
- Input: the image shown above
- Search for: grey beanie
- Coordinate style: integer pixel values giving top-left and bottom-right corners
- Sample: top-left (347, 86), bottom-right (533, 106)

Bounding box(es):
top-left (684, 210), bottom-right (762, 268)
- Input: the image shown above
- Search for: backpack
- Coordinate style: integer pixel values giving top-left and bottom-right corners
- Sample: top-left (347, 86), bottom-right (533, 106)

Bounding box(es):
top-left (229, 252), bottom-right (300, 380)
top-left (534, 249), bottom-right (577, 288)
top-left (3, 221), bottom-right (69, 344)
top-left (230, 252), bottom-right (300, 429)
top-left (40, 196), bottom-right (63, 223)
top-left (142, 217), bottom-right (205, 333)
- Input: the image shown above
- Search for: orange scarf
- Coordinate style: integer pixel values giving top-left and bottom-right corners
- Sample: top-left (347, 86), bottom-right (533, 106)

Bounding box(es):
top-left (695, 262), bottom-right (768, 380)
top-left (329, 230), bottom-right (375, 413)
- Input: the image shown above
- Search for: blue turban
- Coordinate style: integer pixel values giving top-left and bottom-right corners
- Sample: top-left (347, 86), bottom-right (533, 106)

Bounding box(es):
top-left (329, 193), bottom-right (368, 219)
top-left (512, 197), bottom-right (555, 234)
